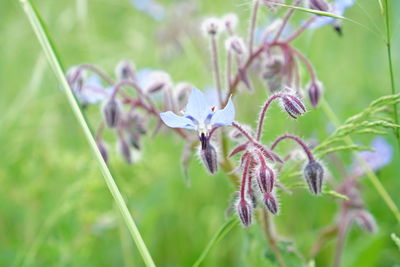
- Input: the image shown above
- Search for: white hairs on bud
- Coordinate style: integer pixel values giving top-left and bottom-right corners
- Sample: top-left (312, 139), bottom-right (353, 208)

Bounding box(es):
top-left (222, 13), bottom-right (238, 30)
top-left (224, 36), bottom-right (247, 54)
top-left (201, 17), bottom-right (222, 36)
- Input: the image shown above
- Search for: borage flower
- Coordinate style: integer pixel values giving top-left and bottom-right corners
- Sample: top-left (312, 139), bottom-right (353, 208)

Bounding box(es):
top-left (160, 88), bottom-right (235, 150)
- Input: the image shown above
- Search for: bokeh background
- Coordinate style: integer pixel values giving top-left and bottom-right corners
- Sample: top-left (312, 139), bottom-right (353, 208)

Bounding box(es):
top-left (1, 0), bottom-right (400, 266)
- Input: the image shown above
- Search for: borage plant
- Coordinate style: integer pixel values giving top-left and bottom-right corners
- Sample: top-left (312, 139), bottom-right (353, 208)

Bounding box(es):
top-left (60, 0), bottom-right (398, 265)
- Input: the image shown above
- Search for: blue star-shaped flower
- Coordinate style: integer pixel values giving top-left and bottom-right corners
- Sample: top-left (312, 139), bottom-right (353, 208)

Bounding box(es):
top-left (160, 88), bottom-right (235, 145)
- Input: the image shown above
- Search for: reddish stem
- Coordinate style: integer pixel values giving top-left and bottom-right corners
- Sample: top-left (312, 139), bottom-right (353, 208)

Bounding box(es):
top-left (240, 154), bottom-right (251, 199)
top-left (256, 93), bottom-right (284, 141)
top-left (270, 134), bottom-right (315, 162)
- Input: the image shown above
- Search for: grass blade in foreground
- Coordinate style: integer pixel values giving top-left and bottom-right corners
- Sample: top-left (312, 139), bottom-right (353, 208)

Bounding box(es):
top-left (19, 0), bottom-right (156, 266)
top-left (193, 217), bottom-right (239, 267)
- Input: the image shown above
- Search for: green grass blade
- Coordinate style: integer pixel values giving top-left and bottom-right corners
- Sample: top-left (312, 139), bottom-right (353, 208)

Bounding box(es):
top-left (19, 0), bottom-right (156, 266)
top-left (192, 216), bottom-right (239, 267)
top-left (264, 1), bottom-right (344, 19)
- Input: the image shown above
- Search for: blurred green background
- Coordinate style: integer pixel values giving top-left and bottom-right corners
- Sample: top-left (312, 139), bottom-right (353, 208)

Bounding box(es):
top-left (1, 0), bottom-right (400, 266)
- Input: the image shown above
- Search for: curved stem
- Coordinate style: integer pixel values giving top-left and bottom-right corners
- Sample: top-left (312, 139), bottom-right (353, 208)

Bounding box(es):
top-left (78, 63), bottom-right (115, 85)
top-left (232, 122), bottom-right (256, 143)
top-left (256, 94), bottom-right (283, 141)
top-left (270, 134), bottom-right (315, 162)
top-left (290, 46), bottom-right (317, 81)
top-left (285, 16), bottom-right (317, 43)
top-left (272, 0), bottom-right (303, 42)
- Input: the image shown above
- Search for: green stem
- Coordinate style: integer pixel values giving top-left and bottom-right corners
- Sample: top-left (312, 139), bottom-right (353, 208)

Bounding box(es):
top-left (384, 0), bottom-right (400, 151)
top-left (19, 0), bottom-right (155, 266)
top-left (321, 99), bottom-right (400, 223)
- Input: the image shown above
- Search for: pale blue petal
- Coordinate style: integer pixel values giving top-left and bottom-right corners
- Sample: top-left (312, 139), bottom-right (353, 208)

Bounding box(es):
top-left (210, 97), bottom-right (235, 127)
top-left (160, 111), bottom-right (195, 130)
top-left (184, 88), bottom-right (211, 122)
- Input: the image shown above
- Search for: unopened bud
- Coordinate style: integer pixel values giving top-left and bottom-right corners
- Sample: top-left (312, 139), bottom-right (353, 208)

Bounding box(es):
top-left (264, 193), bottom-right (279, 214)
top-left (237, 199), bottom-right (252, 227)
top-left (354, 210), bottom-right (377, 233)
top-left (303, 161), bottom-right (324, 195)
top-left (257, 165), bottom-right (275, 193)
top-left (97, 140), bottom-right (108, 163)
top-left (103, 97), bottom-right (121, 128)
top-left (222, 13), bottom-right (238, 31)
top-left (118, 137), bottom-right (132, 164)
top-left (225, 36), bottom-right (246, 54)
top-left (281, 93), bottom-right (307, 119)
top-left (200, 141), bottom-right (218, 174)
top-left (116, 60), bottom-right (135, 81)
top-left (144, 71), bottom-right (171, 93)
top-left (201, 17), bottom-right (222, 36)
top-left (309, 0), bottom-right (330, 12)
top-left (128, 132), bottom-right (141, 150)
top-left (307, 80), bottom-right (323, 108)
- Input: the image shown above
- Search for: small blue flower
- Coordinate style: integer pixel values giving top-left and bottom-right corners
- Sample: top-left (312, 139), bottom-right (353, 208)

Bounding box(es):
top-left (74, 75), bottom-right (111, 104)
top-left (131, 0), bottom-right (165, 21)
top-left (352, 137), bottom-right (393, 175)
top-left (160, 88), bottom-right (235, 135)
top-left (309, 0), bottom-right (354, 29)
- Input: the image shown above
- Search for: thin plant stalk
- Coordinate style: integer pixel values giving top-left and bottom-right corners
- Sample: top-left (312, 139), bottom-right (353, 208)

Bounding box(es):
top-left (210, 35), bottom-right (223, 107)
top-left (19, 1), bottom-right (156, 266)
top-left (383, 0), bottom-right (400, 151)
top-left (248, 0), bottom-right (260, 54)
top-left (321, 99), bottom-right (400, 223)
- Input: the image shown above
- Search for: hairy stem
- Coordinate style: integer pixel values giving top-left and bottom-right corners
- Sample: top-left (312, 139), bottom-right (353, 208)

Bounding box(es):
top-left (270, 134), bottom-right (315, 162)
top-left (256, 94), bottom-right (282, 141)
top-left (248, 0), bottom-right (260, 54)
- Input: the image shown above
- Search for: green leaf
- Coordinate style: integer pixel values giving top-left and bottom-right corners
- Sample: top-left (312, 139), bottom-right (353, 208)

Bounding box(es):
top-left (264, 1), bottom-right (344, 19)
top-left (193, 217), bottom-right (239, 267)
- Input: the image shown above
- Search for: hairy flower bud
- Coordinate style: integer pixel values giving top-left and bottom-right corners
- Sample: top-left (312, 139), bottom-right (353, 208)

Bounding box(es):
top-left (222, 13), bottom-right (238, 31)
top-left (354, 210), bottom-right (377, 233)
top-left (281, 93), bottom-right (306, 119)
top-left (307, 80), bottom-right (323, 108)
top-left (118, 137), bottom-right (132, 164)
top-left (237, 199), bottom-right (252, 227)
top-left (201, 17), bottom-right (222, 36)
top-left (115, 60), bottom-right (135, 81)
top-left (264, 193), bottom-right (279, 214)
top-left (200, 141), bottom-right (218, 174)
top-left (225, 36), bottom-right (246, 55)
top-left (309, 0), bottom-right (330, 12)
top-left (103, 97), bottom-right (122, 128)
top-left (303, 161), bottom-right (324, 195)
top-left (144, 71), bottom-right (171, 94)
top-left (256, 165), bottom-right (275, 193)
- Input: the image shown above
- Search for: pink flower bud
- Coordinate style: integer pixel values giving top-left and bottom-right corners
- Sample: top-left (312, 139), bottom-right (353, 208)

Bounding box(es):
top-left (281, 93), bottom-right (306, 119)
top-left (256, 164), bottom-right (275, 193)
top-left (115, 60), bottom-right (135, 81)
top-left (309, 0), bottom-right (330, 12)
top-left (200, 142), bottom-right (218, 174)
top-left (118, 137), bottom-right (132, 164)
top-left (307, 81), bottom-right (323, 108)
top-left (103, 97), bottom-right (122, 128)
top-left (264, 192), bottom-right (279, 214)
top-left (237, 199), bottom-right (252, 227)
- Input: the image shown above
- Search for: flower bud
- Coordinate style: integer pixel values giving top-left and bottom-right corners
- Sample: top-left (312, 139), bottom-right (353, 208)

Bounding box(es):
top-left (354, 210), bottom-right (377, 233)
top-left (144, 71), bottom-right (171, 94)
top-left (103, 97), bottom-right (121, 128)
top-left (264, 193), bottom-right (279, 215)
top-left (256, 165), bottom-right (275, 193)
top-left (222, 13), bottom-right (238, 31)
top-left (303, 161), bottom-right (324, 195)
top-left (97, 140), bottom-right (108, 163)
top-left (201, 17), bottom-right (222, 36)
top-left (225, 36), bottom-right (246, 55)
top-left (309, 0), bottom-right (330, 12)
top-left (115, 60), bottom-right (135, 81)
top-left (281, 93), bottom-right (306, 119)
top-left (200, 142), bottom-right (218, 174)
top-left (237, 199), bottom-right (252, 227)
top-left (118, 137), bottom-right (132, 164)
top-left (128, 132), bottom-right (141, 150)
top-left (307, 80), bottom-right (323, 108)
